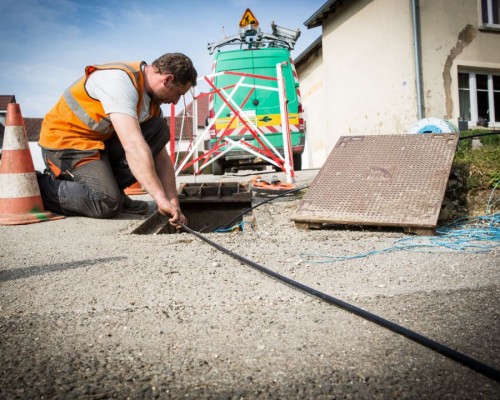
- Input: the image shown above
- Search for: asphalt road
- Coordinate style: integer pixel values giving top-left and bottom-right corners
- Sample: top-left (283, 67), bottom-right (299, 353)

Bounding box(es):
top-left (1, 169), bottom-right (499, 399)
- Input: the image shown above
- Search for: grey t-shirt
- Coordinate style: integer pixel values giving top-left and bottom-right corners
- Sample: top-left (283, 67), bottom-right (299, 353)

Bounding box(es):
top-left (85, 68), bottom-right (153, 122)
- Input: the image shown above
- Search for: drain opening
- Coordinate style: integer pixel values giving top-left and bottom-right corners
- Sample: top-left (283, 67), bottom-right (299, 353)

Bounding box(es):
top-left (130, 203), bottom-right (253, 235)
top-left (130, 182), bottom-right (253, 234)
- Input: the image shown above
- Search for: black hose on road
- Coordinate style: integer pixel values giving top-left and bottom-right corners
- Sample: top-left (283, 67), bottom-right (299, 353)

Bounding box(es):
top-left (180, 223), bottom-right (500, 383)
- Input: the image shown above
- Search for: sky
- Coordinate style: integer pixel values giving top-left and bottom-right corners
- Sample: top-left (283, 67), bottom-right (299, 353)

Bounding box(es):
top-left (0, 0), bottom-right (325, 118)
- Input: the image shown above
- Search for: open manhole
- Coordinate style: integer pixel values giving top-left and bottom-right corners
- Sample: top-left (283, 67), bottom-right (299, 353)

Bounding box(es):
top-left (130, 182), bottom-right (253, 234)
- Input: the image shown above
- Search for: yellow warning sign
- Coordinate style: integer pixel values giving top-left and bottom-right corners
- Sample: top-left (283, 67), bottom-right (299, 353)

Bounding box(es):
top-left (239, 8), bottom-right (259, 28)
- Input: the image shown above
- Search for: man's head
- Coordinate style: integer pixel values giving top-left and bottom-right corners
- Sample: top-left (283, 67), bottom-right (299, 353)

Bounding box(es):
top-left (149, 53), bottom-right (197, 105)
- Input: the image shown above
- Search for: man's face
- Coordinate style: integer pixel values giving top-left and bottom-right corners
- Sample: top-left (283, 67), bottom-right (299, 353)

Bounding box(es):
top-left (157, 74), bottom-right (192, 105)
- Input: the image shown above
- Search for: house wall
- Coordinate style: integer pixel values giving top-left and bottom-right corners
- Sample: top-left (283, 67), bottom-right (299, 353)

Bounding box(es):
top-left (315, 0), bottom-right (500, 156)
top-left (296, 45), bottom-right (326, 168)
top-left (321, 0), bottom-right (417, 150)
top-left (419, 0), bottom-right (500, 125)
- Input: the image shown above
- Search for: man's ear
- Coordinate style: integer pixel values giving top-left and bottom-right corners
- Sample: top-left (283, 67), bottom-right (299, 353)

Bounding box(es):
top-left (163, 74), bottom-right (175, 85)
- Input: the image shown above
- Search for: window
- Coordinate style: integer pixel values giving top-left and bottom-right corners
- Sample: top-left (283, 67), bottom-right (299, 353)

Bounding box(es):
top-left (482, 0), bottom-right (500, 27)
top-left (458, 73), bottom-right (471, 121)
top-left (458, 71), bottom-right (500, 127)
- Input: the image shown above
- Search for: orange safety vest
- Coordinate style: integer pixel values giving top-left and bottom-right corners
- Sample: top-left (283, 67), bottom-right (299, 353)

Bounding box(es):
top-left (39, 61), bottom-right (161, 151)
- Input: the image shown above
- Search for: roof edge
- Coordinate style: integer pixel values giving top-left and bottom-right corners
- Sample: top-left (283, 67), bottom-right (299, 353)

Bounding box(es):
top-left (294, 35), bottom-right (322, 66)
top-left (304, 0), bottom-right (345, 28)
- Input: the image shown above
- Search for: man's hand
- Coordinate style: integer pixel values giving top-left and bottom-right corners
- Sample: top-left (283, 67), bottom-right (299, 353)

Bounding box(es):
top-left (158, 203), bottom-right (187, 229)
top-left (153, 147), bottom-right (186, 229)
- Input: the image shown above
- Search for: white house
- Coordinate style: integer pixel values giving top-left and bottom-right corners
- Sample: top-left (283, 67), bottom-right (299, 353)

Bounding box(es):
top-left (296, 0), bottom-right (500, 167)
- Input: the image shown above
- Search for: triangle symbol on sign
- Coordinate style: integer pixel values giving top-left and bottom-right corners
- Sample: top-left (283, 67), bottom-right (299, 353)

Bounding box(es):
top-left (239, 8), bottom-right (259, 27)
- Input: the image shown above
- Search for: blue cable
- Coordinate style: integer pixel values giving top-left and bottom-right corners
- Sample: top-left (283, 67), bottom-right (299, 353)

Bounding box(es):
top-left (300, 212), bottom-right (499, 264)
top-left (214, 221), bottom-right (254, 233)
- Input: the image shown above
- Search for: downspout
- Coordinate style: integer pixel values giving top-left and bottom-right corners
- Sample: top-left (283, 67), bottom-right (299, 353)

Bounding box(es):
top-left (411, 0), bottom-right (424, 119)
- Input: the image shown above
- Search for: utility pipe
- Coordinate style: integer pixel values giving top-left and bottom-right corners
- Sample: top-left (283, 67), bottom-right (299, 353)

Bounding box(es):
top-left (276, 61), bottom-right (294, 184)
top-left (191, 88), bottom-right (199, 177)
top-left (170, 104), bottom-right (176, 164)
top-left (411, 0), bottom-right (425, 120)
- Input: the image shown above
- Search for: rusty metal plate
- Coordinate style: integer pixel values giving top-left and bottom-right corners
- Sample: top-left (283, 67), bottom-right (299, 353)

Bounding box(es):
top-left (291, 133), bottom-right (459, 232)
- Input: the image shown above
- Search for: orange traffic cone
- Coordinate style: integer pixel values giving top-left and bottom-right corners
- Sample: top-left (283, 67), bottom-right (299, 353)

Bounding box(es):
top-left (124, 181), bottom-right (147, 195)
top-left (0, 103), bottom-right (64, 225)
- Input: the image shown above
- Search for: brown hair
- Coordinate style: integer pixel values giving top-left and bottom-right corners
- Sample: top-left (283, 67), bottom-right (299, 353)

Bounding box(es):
top-left (152, 53), bottom-right (197, 86)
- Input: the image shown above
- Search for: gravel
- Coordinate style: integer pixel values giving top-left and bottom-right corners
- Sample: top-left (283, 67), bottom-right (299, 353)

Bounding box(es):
top-left (1, 169), bottom-right (499, 399)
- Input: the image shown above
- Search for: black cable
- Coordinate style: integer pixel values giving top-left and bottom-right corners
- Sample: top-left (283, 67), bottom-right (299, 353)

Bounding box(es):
top-left (459, 131), bottom-right (500, 140)
top-left (180, 223), bottom-right (500, 383)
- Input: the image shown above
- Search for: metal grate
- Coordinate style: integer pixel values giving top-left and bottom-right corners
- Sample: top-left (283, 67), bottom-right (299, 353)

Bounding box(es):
top-left (291, 134), bottom-right (459, 234)
top-left (177, 182), bottom-right (250, 202)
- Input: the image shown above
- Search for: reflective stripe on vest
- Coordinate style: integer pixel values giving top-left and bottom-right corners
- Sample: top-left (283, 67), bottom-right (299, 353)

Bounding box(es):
top-left (62, 88), bottom-right (112, 133)
top-left (39, 61), bottom-right (160, 151)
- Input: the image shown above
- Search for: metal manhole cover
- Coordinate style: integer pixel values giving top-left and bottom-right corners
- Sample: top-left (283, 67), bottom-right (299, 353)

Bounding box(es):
top-left (291, 133), bottom-right (459, 234)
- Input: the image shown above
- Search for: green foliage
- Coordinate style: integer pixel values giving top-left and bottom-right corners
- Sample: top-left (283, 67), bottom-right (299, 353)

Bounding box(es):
top-left (454, 130), bottom-right (500, 192)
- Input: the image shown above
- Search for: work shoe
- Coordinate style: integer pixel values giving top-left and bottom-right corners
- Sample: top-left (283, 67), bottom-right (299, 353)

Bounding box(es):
top-left (121, 194), bottom-right (149, 215)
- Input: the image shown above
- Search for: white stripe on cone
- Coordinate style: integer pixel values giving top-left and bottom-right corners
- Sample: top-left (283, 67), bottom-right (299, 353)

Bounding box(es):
top-left (0, 173), bottom-right (40, 198)
top-left (2, 126), bottom-right (29, 150)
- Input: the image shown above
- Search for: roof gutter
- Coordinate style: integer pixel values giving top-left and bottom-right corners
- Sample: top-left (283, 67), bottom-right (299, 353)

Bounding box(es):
top-left (411, 0), bottom-right (425, 119)
top-left (294, 35), bottom-right (322, 65)
top-left (304, 0), bottom-right (342, 28)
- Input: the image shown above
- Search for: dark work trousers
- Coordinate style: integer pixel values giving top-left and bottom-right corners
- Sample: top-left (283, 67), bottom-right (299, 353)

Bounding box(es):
top-left (38, 117), bottom-right (169, 218)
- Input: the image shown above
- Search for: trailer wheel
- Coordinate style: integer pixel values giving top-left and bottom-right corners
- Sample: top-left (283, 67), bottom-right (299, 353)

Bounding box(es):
top-left (212, 159), bottom-right (225, 175)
